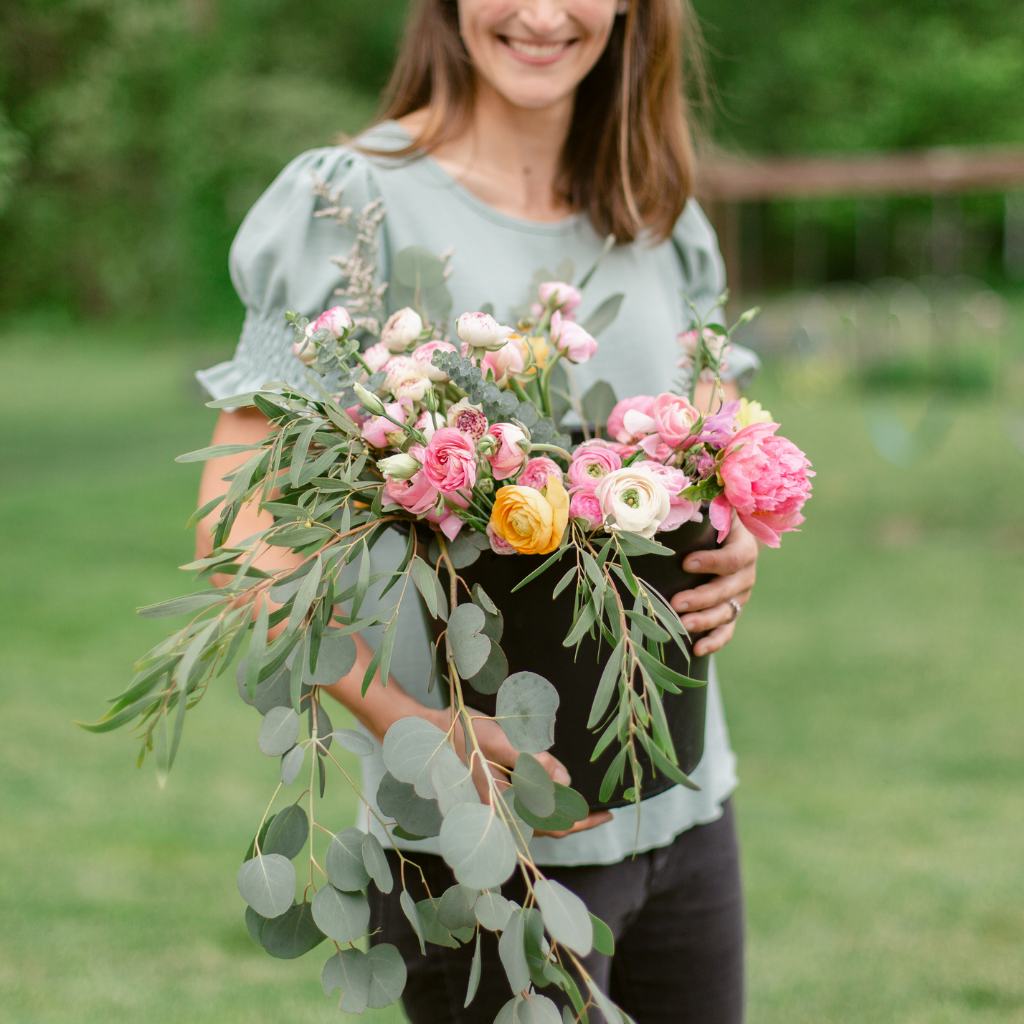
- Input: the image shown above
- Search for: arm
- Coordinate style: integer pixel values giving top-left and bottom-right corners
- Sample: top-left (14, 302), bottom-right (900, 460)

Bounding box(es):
top-left (196, 409), bottom-right (610, 834)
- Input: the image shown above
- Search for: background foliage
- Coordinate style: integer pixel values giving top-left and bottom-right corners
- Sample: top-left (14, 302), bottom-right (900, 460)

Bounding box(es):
top-left (2, 0), bottom-right (1024, 323)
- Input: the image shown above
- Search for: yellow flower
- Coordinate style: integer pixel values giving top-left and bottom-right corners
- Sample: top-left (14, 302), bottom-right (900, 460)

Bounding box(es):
top-left (513, 335), bottom-right (551, 377)
top-left (489, 475), bottom-right (568, 555)
top-left (736, 398), bottom-right (773, 428)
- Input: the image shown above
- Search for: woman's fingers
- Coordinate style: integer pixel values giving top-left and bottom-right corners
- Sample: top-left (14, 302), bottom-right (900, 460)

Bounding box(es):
top-left (670, 565), bottom-right (755, 613)
top-left (693, 621), bottom-right (737, 657)
top-left (678, 590), bottom-right (751, 635)
top-left (533, 751), bottom-right (571, 786)
top-left (535, 810), bottom-right (613, 839)
top-left (681, 520), bottom-right (758, 577)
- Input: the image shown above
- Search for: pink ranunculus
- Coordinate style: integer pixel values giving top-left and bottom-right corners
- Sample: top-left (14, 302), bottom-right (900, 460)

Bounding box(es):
top-left (714, 422), bottom-right (814, 548)
top-left (412, 339), bottom-right (458, 381)
top-left (361, 400), bottom-right (409, 448)
top-left (518, 456), bottom-right (564, 491)
top-left (539, 281), bottom-right (582, 317)
top-left (486, 423), bottom-right (529, 481)
top-left (568, 489), bottom-right (603, 530)
top-left (382, 355), bottom-right (416, 396)
top-left (422, 427), bottom-right (478, 493)
top-left (386, 468), bottom-right (440, 518)
top-left (652, 392), bottom-right (701, 447)
top-left (486, 523), bottom-right (517, 555)
top-left (607, 396), bottom-right (656, 444)
top-left (428, 489), bottom-right (469, 541)
top-left (363, 341), bottom-right (391, 374)
top-left (567, 441), bottom-right (622, 491)
top-left (306, 306), bottom-right (352, 339)
top-left (482, 338), bottom-right (525, 385)
top-left (645, 463), bottom-right (701, 532)
top-left (606, 441), bottom-right (639, 458)
top-left (446, 398), bottom-right (489, 441)
top-left (551, 311), bottom-right (597, 364)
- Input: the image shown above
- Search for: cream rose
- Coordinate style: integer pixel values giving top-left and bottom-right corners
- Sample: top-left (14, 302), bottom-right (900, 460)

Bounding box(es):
top-left (594, 465), bottom-right (672, 539)
top-left (381, 307), bottom-right (424, 352)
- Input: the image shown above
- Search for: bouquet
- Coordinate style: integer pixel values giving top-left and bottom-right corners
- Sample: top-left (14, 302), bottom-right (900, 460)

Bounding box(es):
top-left (84, 216), bottom-right (812, 1020)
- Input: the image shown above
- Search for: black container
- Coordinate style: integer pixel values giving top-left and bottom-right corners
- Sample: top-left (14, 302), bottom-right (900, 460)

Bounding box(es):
top-left (419, 516), bottom-right (720, 811)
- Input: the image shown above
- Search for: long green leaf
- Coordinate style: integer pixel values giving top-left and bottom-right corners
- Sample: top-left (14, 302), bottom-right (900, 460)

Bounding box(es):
top-left (138, 591), bottom-right (224, 619)
top-left (289, 421), bottom-right (318, 488)
top-left (587, 641), bottom-right (623, 728)
top-left (176, 443), bottom-right (261, 463)
top-left (510, 547), bottom-right (567, 592)
top-left (287, 555), bottom-right (323, 633)
top-left (246, 602), bottom-right (269, 700)
top-left (562, 599), bottom-right (597, 647)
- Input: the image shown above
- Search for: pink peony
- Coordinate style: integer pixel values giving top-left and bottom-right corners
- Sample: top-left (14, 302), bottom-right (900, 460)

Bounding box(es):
top-left (307, 306), bottom-right (352, 339)
top-left (361, 400), bottom-right (409, 448)
top-left (551, 311), bottom-right (597, 364)
top-left (486, 523), bottom-right (517, 555)
top-left (482, 339), bottom-right (526, 385)
top-left (412, 339), bottom-right (458, 381)
top-left (652, 392), bottom-right (700, 447)
top-left (645, 464), bottom-right (702, 532)
top-left (363, 342), bottom-right (391, 374)
top-left (518, 456), bottom-right (564, 491)
top-left (568, 490), bottom-right (603, 530)
top-left (423, 428), bottom-right (478, 493)
top-left (486, 423), bottom-right (529, 481)
top-left (712, 422), bottom-right (813, 548)
top-left (567, 441), bottom-right (622, 491)
top-left (539, 281), bottom-right (582, 317)
top-left (607, 396), bottom-right (656, 444)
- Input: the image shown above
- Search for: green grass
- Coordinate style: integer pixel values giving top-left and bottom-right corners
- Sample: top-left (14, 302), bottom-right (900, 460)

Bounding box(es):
top-left (1, 325), bottom-right (1022, 1022)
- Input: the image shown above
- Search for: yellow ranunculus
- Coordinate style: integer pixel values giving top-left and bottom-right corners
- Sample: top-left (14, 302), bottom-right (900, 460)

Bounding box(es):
top-left (736, 398), bottom-right (773, 428)
top-left (514, 335), bottom-right (551, 377)
top-left (489, 475), bottom-right (568, 555)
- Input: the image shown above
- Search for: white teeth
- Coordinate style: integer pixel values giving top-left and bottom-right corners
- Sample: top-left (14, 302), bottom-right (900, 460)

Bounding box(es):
top-left (506, 39), bottom-right (570, 59)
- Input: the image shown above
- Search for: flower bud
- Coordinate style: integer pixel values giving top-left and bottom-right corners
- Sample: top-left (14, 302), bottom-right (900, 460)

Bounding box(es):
top-left (455, 312), bottom-right (514, 351)
top-left (353, 381), bottom-right (385, 416)
top-left (377, 452), bottom-right (421, 481)
top-left (305, 306), bottom-right (352, 340)
top-left (476, 434), bottom-right (499, 457)
top-left (381, 307), bottom-right (424, 353)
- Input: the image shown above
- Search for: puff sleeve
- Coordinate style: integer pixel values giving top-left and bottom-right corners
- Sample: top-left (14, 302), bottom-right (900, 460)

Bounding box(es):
top-left (196, 147), bottom-right (382, 401)
top-left (672, 199), bottom-right (760, 388)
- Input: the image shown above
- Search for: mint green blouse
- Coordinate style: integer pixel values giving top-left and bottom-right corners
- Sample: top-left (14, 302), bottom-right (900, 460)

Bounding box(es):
top-left (198, 122), bottom-right (754, 866)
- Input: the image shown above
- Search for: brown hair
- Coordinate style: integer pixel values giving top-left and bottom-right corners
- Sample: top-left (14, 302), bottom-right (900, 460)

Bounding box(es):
top-left (367, 0), bottom-right (707, 244)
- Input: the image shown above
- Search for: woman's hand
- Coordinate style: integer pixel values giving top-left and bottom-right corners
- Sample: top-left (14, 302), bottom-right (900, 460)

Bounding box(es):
top-left (441, 708), bottom-right (613, 839)
top-left (669, 517), bottom-right (759, 657)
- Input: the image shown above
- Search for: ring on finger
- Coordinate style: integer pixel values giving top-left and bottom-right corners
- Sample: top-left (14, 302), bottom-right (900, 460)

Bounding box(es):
top-left (726, 598), bottom-right (742, 624)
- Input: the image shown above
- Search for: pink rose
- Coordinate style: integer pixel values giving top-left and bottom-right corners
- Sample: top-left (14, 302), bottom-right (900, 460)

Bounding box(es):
top-left (712, 422), bottom-right (814, 548)
top-left (539, 281), bottom-right (582, 317)
top-left (645, 464), bottom-right (701, 532)
top-left (567, 441), bottom-right (622, 491)
top-left (306, 306), bottom-right (352, 339)
top-left (486, 423), bottom-right (529, 481)
top-left (423, 427), bottom-right (478, 493)
top-left (482, 338), bottom-right (525, 385)
top-left (568, 490), bottom-right (603, 530)
top-left (652, 392), bottom-right (700, 447)
top-left (518, 456), bottom-right (564, 491)
top-left (551, 311), bottom-right (597, 364)
top-left (486, 523), bottom-right (517, 555)
top-left (363, 342), bottom-right (391, 374)
top-left (412, 339), bottom-right (458, 381)
top-left (606, 396), bottom-right (656, 444)
top-left (361, 400), bottom-right (408, 448)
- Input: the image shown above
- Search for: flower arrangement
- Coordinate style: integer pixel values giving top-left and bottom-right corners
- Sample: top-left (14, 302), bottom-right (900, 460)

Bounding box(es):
top-left (85, 229), bottom-right (811, 1020)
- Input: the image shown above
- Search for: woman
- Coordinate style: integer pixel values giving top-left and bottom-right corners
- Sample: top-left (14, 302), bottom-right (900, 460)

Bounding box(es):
top-left (196, 1), bottom-right (760, 1021)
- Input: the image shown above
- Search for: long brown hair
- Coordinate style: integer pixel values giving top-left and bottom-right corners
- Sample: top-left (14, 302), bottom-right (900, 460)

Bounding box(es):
top-left (367, 0), bottom-right (708, 244)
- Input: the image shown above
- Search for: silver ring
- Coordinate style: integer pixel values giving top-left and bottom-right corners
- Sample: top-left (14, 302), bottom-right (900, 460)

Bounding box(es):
top-left (726, 599), bottom-right (742, 623)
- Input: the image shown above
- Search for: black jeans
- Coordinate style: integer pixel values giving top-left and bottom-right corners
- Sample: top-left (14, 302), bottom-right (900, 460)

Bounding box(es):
top-left (368, 801), bottom-right (744, 1024)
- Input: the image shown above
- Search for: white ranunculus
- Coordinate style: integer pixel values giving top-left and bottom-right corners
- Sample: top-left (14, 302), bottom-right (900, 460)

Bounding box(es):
top-left (594, 465), bottom-right (672, 539)
top-left (363, 341), bottom-right (391, 373)
top-left (455, 311), bottom-right (514, 351)
top-left (377, 452), bottom-right (421, 481)
top-left (381, 307), bottom-right (424, 352)
top-left (305, 306), bottom-right (352, 339)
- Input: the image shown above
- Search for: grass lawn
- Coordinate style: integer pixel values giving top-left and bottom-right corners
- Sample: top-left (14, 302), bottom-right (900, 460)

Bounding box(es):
top-left (1, 323), bottom-right (1022, 1023)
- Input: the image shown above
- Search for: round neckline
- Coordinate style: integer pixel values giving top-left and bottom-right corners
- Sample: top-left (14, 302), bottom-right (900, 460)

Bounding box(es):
top-left (371, 120), bottom-right (583, 237)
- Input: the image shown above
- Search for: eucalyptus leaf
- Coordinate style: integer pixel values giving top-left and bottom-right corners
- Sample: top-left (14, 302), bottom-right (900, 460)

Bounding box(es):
top-left (439, 804), bottom-right (517, 890)
top-left (447, 604), bottom-right (490, 679)
top-left (495, 673), bottom-right (560, 753)
top-left (381, 716), bottom-right (449, 798)
top-left (138, 591), bottom-right (223, 619)
top-left (366, 942), bottom-right (408, 1008)
top-left (257, 706), bottom-right (300, 756)
top-left (430, 745), bottom-right (479, 815)
top-left (465, 931), bottom-right (483, 1008)
top-left (376, 772), bottom-right (444, 838)
top-left (245, 905), bottom-right (268, 946)
top-left (464, 642), bottom-right (508, 696)
top-left (580, 293), bottom-right (624, 338)
top-left (498, 907), bottom-right (530, 995)
top-left (236, 854), bottom-right (295, 919)
top-left (534, 879), bottom-right (593, 955)
top-left (474, 890), bottom-right (513, 932)
top-left (511, 752), bottom-right (556, 817)
top-left (437, 884), bottom-right (479, 932)
top-left (311, 884), bottom-right (370, 943)
top-left (581, 381), bottom-right (619, 429)
top-left (322, 948), bottom-right (370, 1012)
top-left (263, 803), bottom-right (309, 859)
top-left (280, 743), bottom-right (305, 786)
top-left (325, 827), bottom-right (371, 891)
top-left (332, 728), bottom-right (375, 756)
top-left (361, 832), bottom-right (394, 893)
top-left (515, 993), bottom-right (562, 1024)
top-left (415, 898), bottom-right (461, 948)
top-left (401, 890), bottom-right (427, 955)
top-left (304, 627), bottom-right (357, 686)
top-left (262, 900), bottom-right (326, 959)
top-left (590, 912), bottom-right (615, 955)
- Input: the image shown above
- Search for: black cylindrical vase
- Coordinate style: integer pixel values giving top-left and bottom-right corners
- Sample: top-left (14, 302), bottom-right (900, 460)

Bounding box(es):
top-left (420, 517), bottom-right (720, 811)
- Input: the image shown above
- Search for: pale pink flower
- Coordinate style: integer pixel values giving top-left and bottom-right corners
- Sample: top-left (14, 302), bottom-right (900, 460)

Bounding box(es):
top-left (413, 410), bottom-right (445, 441)
top-left (482, 338), bottom-right (526, 385)
top-left (363, 342), bottom-right (391, 374)
top-left (607, 396), bottom-right (656, 444)
top-left (428, 489), bottom-right (469, 541)
top-left (306, 306), bottom-right (352, 339)
top-left (382, 356), bottom-right (416, 395)
top-left (423, 427), bottom-right (478, 493)
top-left (568, 490), bottom-right (603, 530)
top-left (645, 463), bottom-right (701, 532)
top-left (518, 456), bottom-right (564, 491)
top-left (486, 523), bottom-right (517, 555)
top-left (361, 400), bottom-right (409, 448)
top-left (486, 423), bottom-right (529, 481)
top-left (446, 398), bottom-right (488, 441)
top-left (390, 368), bottom-right (432, 403)
top-left (677, 327), bottom-right (731, 380)
top-left (385, 447), bottom-right (438, 515)
top-left (381, 307), bottom-right (423, 352)
top-left (455, 312), bottom-right (514, 350)
top-left (412, 340), bottom-right (458, 381)
top-left (539, 281), bottom-right (582, 317)
top-left (567, 441), bottom-right (622, 491)
top-left (711, 422), bottom-right (814, 548)
top-left (551, 311), bottom-right (597, 364)
top-left (652, 392), bottom-right (701, 447)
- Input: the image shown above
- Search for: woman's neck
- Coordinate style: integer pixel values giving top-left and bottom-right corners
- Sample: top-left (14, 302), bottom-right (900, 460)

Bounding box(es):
top-left (398, 80), bottom-right (575, 224)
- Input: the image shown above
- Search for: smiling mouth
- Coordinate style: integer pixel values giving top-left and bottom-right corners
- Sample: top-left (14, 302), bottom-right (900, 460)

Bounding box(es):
top-left (501, 37), bottom-right (577, 61)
